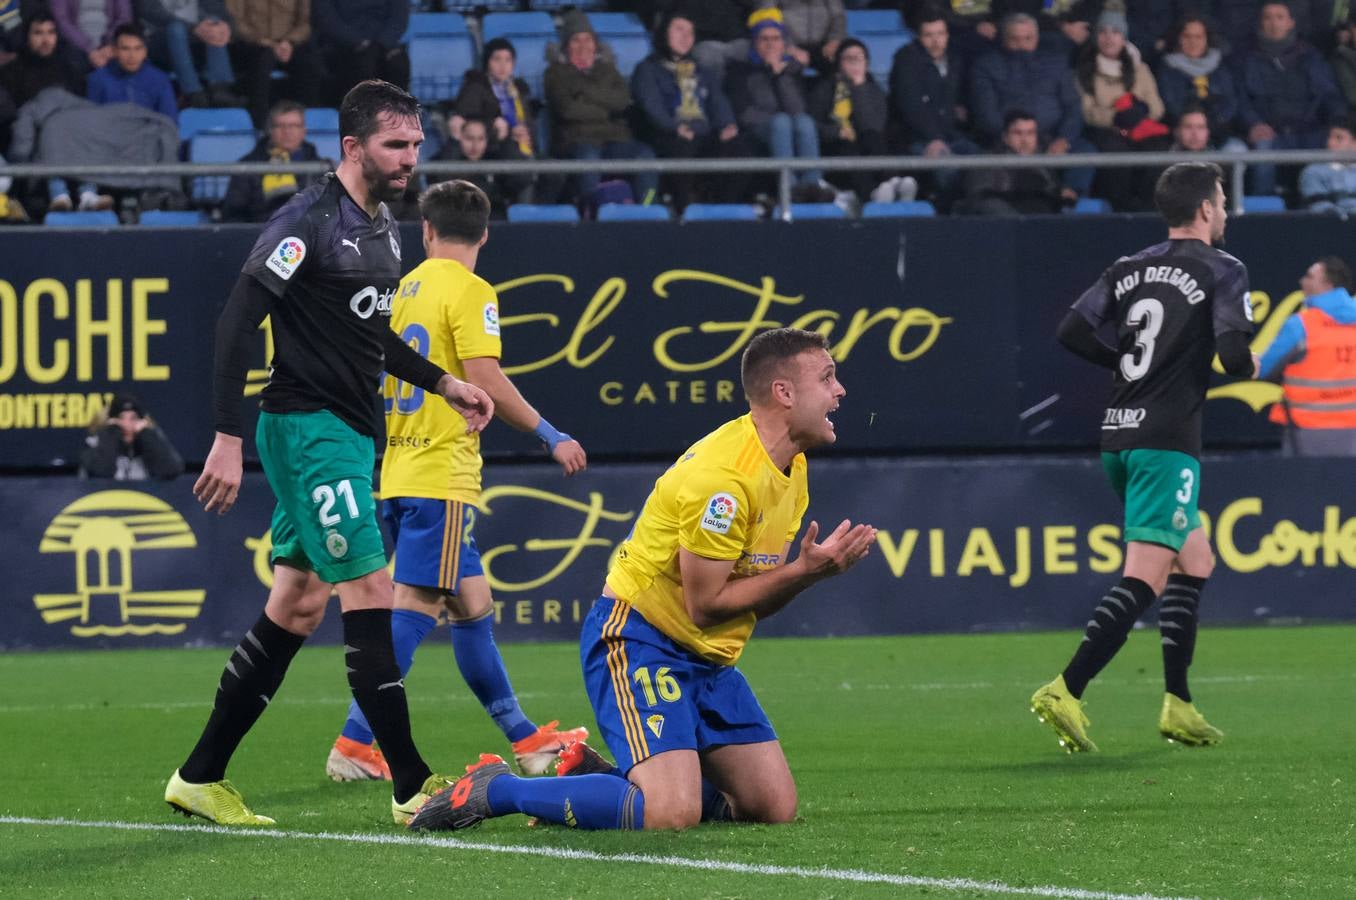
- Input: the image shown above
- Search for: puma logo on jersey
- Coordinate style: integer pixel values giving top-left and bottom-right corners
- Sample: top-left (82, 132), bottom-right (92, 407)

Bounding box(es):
top-left (342, 238), bottom-right (361, 255)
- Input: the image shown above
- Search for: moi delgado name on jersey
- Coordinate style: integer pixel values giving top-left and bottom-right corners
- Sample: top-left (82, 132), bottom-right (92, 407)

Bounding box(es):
top-left (1114, 266), bottom-right (1206, 304)
top-left (1102, 407), bottom-right (1147, 430)
top-left (350, 285), bottom-right (395, 319)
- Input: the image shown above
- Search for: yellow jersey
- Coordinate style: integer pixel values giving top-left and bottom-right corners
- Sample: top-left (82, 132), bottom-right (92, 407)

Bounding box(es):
top-left (606, 414), bottom-right (809, 665)
top-left (380, 258), bottom-right (501, 502)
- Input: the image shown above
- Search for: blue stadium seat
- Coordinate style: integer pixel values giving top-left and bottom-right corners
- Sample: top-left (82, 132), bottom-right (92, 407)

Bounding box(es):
top-left (682, 203), bottom-right (762, 222)
top-left (189, 131), bottom-right (258, 203)
top-left (482, 12), bottom-right (557, 43)
top-left (861, 200), bottom-right (936, 217)
top-left (138, 210), bottom-right (209, 226)
top-left (507, 204), bottom-right (581, 223)
top-left (859, 33), bottom-right (912, 82)
top-left (845, 9), bottom-right (906, 34)
top-left (776, 203), bottom-right (847, 220)
top-left (304, 107), bottom-right (339, 132)
top-left (588, 12), bottom-right (650, 76)
top-left (410, 33), bottom-right (476, 102)
top-left (531, 0), bottom-right (606, 8)
top-left (444, 0), bottom-right (516, 11)
top-left (310, 131), bottom-right (341, 163)
top-left (179, 107), bottom-right (253, 143)
top-left (44, 210), bottom-right (119, 227)
top-left (1066, 197), bottom-right (1112, 214)
top-left (597, 203), bottom-right (671, 222)
top-left (406, 12), bottom-right (469, 38)
top-left (1243, 195), bottom-right (1286, 213)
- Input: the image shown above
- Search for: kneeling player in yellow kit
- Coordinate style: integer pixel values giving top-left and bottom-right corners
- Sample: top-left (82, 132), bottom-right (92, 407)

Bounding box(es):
top-left (408, 327), bottom-right (878, 831)
top-left (327, 180), bottom-right (589, 782)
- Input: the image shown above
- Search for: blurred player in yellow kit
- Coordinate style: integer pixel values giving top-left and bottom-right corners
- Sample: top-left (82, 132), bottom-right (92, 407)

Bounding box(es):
top-left (327, 180), bottom-right (589, 782)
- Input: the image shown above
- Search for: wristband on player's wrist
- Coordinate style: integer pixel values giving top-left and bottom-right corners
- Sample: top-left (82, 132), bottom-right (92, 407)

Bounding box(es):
top-left (533, 418), bottom-right (571, 452)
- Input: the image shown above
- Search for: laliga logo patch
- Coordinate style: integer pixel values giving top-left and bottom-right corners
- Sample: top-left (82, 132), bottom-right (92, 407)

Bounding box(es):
top-left (266, 236), bottom-right (306, 280)
top-left (701, 492), bottom-right (737, 534)
top-left (483, 302), bottom-right (500, 336)
top-left (326, 530), bottom-right (349, 558)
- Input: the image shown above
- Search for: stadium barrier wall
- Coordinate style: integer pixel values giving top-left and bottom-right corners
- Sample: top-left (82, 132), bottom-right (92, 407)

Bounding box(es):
top-left (7, 215), bottom-right (1356, 467)
top-left (3, 455), bottom-right (1351, 651)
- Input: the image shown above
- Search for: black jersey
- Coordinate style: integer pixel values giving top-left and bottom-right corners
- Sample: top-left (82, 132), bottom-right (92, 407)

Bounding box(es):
top-left (1072, 238), bottom-right (1254, 457)
top-left (240, 173), bottom-right (402, 438)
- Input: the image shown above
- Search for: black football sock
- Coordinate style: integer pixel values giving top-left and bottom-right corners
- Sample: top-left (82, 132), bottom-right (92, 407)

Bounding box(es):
top-left (342, 609), bottom-right (431, 803)
top-left (1061, 576), bottom-right (1157, 699)
top-left (1159, 574), bottom-right (1206, 702)
top-left (180, 613), bottom-right (305, 784)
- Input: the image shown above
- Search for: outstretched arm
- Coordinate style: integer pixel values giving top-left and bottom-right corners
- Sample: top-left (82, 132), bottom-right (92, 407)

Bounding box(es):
top-left (462, 356), bottom-right (585, 475)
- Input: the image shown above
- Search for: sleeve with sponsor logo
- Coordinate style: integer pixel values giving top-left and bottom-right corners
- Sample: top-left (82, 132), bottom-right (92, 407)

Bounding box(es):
top-left (241, 193), bottom-right (318, 298)
top-left (677, 469), bottom-right (750, 561)
top-left (1212, 258), bottom-right (1255, 337)
top-left (448, 277), bottom-right (503, 361)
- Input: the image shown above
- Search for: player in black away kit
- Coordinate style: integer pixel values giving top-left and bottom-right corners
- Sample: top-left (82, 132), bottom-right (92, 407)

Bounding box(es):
top-left (166, 81), bottom-right (493, 825)
top-left (1031, 162), bottom-right (1259, 752)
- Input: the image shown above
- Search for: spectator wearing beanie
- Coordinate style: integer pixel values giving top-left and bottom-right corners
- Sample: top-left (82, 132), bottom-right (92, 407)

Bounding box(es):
top-left (726, 7), bottom-right (823, 187)
top-left (1075, 8), bottom-right (1170, 210)
top-left (632, 10), bottom-right (751, 208)
top-left (449, 37), bottom-right (538, 156)
top-left (545, 11), bottom-right (658, 205)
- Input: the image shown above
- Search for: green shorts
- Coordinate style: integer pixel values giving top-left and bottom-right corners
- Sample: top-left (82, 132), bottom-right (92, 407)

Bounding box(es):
top-left (1100, 449), bottom-right (1202, 552)
top-left (256, 409), bottom-right (387, 584)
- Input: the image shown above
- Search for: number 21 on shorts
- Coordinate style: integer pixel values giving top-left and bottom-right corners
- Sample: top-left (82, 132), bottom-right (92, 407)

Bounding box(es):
top-left (313, 479), bottom-right (359, 526)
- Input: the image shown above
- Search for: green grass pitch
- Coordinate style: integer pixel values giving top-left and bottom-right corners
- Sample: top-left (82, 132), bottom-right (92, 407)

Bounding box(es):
top-left (1, 625), bottom-right (1353, 898)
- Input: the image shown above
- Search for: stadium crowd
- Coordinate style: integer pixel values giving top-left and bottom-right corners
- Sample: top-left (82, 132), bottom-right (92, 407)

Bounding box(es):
top-left (3, 0), bottom-right (1356, 223)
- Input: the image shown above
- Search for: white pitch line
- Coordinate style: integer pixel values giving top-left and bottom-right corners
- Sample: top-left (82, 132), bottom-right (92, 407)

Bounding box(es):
top-left (0, 815), bottom-right (1188, 900)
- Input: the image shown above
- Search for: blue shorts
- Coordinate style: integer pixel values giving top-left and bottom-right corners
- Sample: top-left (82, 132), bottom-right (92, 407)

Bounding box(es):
top-left (381, 497), bottom-right (484, 593)
top-left (580, 596), bottom-right (777, 774)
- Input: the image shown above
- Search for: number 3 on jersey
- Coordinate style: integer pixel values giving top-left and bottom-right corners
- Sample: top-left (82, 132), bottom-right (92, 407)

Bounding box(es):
top-left (1120, 297), bottom-right (1164, 381)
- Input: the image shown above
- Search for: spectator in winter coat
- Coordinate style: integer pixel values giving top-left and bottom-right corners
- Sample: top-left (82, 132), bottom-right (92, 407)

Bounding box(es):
top-left (809, 39), bottom-right (896, 201)
top-left (0, 11), bottom-right (86, 149)
top-left (1157, 15), bottom-right (1240, 142)
top-left (632, 11), bottom-right (750, 207)
top-left (890, 7), bottom-right (979, 194)
top-left (311, 0), bottom-right (409, 102)
top-left (726, 7), bottom-right (822, 186)
top-left (87, 23), bottom-right (176, 121)
top-left (432, 117), bottom-right (533, 218)
top-left (1074, 9), bottom-right (1170, 210)
top-left (956, 108), bottom-right (1074, 214)
top-left (222, 100), bottom-right (323, 221)
top-left (1299, 116), bottom-right (1356, 213)
top-left (80, 393), bottom-right (184, 480)
top-left (227, 0), bottom-right (323, 128)
top-left (448, 38), bottom-right (538, 155)
top-left (138, 0), bottom-right (240, 108)
top-left (544, 11), bottom-right (657, 203)
top-left (50, 0), bottom-right (132, 71)
top-left (1235, 0), bottom-right (1347, 194)
top-left (970, 13), bottom-right (1094, 196)
top-left (776, 0), bottom-right (847, 73)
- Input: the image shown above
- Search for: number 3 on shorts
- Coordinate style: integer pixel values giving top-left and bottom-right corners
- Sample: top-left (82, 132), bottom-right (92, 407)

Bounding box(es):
top-left (1175, 468), bottom-right (1194, 504)
top-left (313, 479), bottom-right (360, 526)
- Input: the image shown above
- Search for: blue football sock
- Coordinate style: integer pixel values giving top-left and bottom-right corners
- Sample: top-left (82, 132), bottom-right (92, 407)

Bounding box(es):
top-left (487, 772), bottom-right (644, 830)
top-left (340, 608), bottom-right (436, 744)
top-left (451, 613), bottom-right (535, 743)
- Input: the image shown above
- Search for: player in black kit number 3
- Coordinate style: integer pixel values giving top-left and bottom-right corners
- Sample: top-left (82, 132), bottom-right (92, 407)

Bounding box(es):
top-left (1030, 162), bottom-right (1260, 753)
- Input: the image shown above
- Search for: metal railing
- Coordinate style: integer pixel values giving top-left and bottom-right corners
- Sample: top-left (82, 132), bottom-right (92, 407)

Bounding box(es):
top-left (5, 148), bottom-right (1356, 219)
